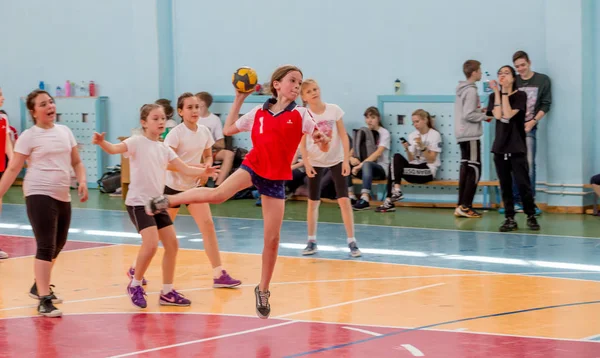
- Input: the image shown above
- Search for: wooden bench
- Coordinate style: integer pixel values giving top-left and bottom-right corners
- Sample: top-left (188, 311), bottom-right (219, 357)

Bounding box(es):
top-left (351, 178), bottom-right (501, 209)
top-left (583, 183), bottom-right (598, 216)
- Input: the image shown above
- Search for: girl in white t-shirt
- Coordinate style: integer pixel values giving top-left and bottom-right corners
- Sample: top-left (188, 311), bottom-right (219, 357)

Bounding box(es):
top-left (376, 109), bottom-right (443, 212)
top-left (163, 92), bottom-right (241, 288)
top-left (0, 90), bottom-right (89, 317)
top-left (299, 79), bottom-right (360, 257)
top-left (93, 103), bottom-right (217, 309)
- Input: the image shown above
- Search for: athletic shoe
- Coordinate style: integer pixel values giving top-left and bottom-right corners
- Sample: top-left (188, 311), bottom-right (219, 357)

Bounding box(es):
top-left (302, 241), bottom-right (318, 255)
top-left (127, 267), bottom-right (147, 286)
top-left (38, 296), bottom-right (62, 318)
top-left (254, 285), bottom-right (271, 319)
top-left (159, 289), bottom-right (191, 306)
top-left (0, 249), bottom-right (8, 259)
top-left (127, 282), bottom-right (147, 309)
top-left (375, 199), bottom-right (396, 213)
top-left (348, 242), bottom-right (362, 257)
top-left (145, 195), bottom-right (170, 216)
top-left (213, 270), bottom-right (242, 288)
top-left (29, 282), bottom-right (63, 304)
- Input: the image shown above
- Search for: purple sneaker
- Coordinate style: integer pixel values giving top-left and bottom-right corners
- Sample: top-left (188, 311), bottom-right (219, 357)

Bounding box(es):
top-left (213, 270), bottom-right (242, 288)
top-left (127, 283), bottom-right (147, 309)
top-left (159, 290), bottom-right (191, 306)
top-left (126, 267), bottom-right (147, 286)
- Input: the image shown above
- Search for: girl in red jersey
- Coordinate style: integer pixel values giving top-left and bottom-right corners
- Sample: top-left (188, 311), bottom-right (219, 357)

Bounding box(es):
top-left (146, 65), bottom-right (329, 319)
top-left (0, 87), bottom-right (14, 259)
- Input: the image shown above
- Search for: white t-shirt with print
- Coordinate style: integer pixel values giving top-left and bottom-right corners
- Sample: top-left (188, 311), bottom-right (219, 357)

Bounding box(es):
top-left (123, 135), bottom-right (178, 206)
top-left (375, 127), bottom-right (391, 176)
top-left (408, 128), bottom-right (443, 176)
top-left (164, 123), bottom-right (214, 191)
top-left (200, 113), bottom-right (224, 142)
top-left (15, 124), bottom-right (77, 202)
top-left (306, 103), bottom-right (346, 168)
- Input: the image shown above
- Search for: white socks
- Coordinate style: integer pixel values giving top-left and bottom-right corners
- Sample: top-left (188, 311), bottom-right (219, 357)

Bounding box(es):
top-left (131, 278), bottom-right (143, 287)
top-left (347, 237), bottom-right (356, 244)
top-left (162, 284), bottom-right (173, 294)
top-left (213, 266), bottom-right (223, 279)
top-left (308, 236), bottom-right (317, 243)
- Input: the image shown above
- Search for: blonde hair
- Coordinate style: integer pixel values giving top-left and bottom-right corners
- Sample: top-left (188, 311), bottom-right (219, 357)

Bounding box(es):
top-left (300, 79), bottom-right (318, 106)
top-left (270, 65), bottom-right (303, 98)
top-left (412, 109), bottom-right (434, 129)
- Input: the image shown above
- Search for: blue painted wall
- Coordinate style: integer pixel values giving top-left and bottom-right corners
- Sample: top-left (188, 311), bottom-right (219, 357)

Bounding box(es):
top-left (0, 0), bottom-right (160, 166)
top-left (1, 0), bottom-right (597, 205)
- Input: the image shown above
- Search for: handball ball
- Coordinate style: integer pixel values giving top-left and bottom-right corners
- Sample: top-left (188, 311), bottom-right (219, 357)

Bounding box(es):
top-left (232, 67), bottom-right (258, 93)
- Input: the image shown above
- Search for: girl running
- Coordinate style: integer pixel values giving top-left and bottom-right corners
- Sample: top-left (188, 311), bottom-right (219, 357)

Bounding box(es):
top-left (146, 65), bottom-right (329, 319)
top-left (93, 103), bottom-right (218, 309)
top-left (299, 79), bottom-right (360, 257)
top-left (0, 89), bottom-right (88, 317)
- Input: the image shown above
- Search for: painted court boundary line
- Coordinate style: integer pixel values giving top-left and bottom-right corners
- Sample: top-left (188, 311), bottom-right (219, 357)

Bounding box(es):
top-left (107, 320), bottom-right (296, 357)
top-left (275, 283), bottom-right (445, 318)
top-left (3, 202), bottom-right (598, 240)
top-left (285, 299), bottom-right (600, 357)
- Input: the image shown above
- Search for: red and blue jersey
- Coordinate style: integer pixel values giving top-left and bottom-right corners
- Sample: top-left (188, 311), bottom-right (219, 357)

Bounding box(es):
top-left (236, 98), bottom-right (315, 180)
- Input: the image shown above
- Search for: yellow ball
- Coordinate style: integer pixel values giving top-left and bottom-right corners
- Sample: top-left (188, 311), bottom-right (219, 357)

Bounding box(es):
top-left (232, 67), bottom-right (258, 93)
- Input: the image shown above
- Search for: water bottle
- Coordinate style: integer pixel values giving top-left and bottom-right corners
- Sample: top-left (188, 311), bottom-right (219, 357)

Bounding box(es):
top-left (65, 81), bottom-right (71, 96)
top-left (89, 81), bottom-right (96, 96)
top-left (483, 72), bottom-right (492, 93)
top-left (394, 79), bottom-right (402, 95)
top-left (56, 86), bottom-right (63, 97)
top-left (39, 81), bottom-right (45, 90)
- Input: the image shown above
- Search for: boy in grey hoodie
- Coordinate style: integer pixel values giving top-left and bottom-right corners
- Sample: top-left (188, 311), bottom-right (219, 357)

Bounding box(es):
top-left (454, 60), bottom-right (491, 218)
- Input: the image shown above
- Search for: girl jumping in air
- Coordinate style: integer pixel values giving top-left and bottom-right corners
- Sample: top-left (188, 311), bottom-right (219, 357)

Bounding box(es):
top-left (146, 65), bottom-right (329, 319)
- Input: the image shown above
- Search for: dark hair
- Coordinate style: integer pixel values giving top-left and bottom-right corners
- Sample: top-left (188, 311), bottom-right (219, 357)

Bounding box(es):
top-left (195, 91), bottom-right (213, 108)
top-left (498, 65), bottom-right (518, 93)
top-left (512, 50), bottom-right (530, 63)
top-left (26, 89), bottom-right (54, 125)
top-left (364, 106), bottom-right (383, 128)
top-left (176, 92), bottom-right (197, 122)
top-left (412, 109), bottom-right (435, 129)
top-left (155, 98), bottom-right (174, 119)
top-left (463, 60), bottom-right (481, 78)
top-left (139, 103), bottom-right (163, 131)
top-left (270, 65), bottom-right (303, 98)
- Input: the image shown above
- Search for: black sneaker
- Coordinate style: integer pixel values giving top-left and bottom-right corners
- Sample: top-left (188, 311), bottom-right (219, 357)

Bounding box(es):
top-left (348, 242), bottom-right (362, 257)
top-left (145, 195), bottom-right (170, 216)
top-left (349, 197), bottom-right (357, 206)
top-left (375, 199), bottom-right (395, 213)
top-left (353, 199), bottom-right (370, 211)
top-left (527, 215), bottom-right (540, 230)
top-left (302, 241), bottom-right (318, 255)
top-left (29, 282), bottom-right (63, 304)
top-left (254, 285), bottom-right (271, 319)
top-left (499, 217), bottom-right (518, 232)
top-left (38, 296), bottom-right (62, 317)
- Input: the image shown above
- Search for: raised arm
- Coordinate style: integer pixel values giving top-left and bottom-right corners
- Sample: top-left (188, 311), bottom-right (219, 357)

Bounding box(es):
top-left (93, 132), bottom-right (128, 154)
top-left (223, 91), bottom-right (253, 136)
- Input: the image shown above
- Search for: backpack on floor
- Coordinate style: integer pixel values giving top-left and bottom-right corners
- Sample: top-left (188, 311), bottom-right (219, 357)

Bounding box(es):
top-left (353, 127), bottom-right (380, 161)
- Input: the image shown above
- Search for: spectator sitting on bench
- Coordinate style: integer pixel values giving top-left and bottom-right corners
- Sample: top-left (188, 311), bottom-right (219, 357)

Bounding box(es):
top-left (196, 92), bottom-right (235, 187)
top-left (349, 107), bottom-right (391, 210)
top-left (376, 109), bottom-right (442, 213)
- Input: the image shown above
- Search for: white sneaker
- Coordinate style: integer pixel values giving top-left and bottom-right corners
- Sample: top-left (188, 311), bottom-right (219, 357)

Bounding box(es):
top-left (0, 250), bottom-right (8, 259)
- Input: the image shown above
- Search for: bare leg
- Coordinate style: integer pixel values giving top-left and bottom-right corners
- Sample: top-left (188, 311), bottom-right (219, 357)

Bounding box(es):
top-left (158, 225), bottom-right (178, 285)
top-left (258, 195), bottom-right (285, 291)
top-left (167, 169), bottom-right (252, 206)
top-left (337, 197), bottom-right (355, 238)
top-left (307, 200), bottom-right (320, 237)
top-left (214, 149), bottom-right (235, 186)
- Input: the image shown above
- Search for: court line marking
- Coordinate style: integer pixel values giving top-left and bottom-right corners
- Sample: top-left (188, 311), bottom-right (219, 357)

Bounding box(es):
top-left (583, 333), bottom-right (600, 341)
top-left (3, 202), bottom-right (599, 240)
top-left (107, 320), bottom-right (296, 357)
top-left (4, 232), bottom-right (600, 288)
top-left (0, 311), bottom-right (597, 345)
top-left (342, 326), bottom-right (382, 336)
top-left (0, 243), bottom-right (118, 260)
top-left (399, 344), bottom-right (424, 356)
top-left (285, 299), bottom-right (600, 357)
top-left (275, 283), bottom-right (445, 318)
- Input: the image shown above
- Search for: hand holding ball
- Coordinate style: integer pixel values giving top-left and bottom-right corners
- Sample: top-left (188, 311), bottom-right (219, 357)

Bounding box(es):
top-left (232, 67), bottom-right (258, 93)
